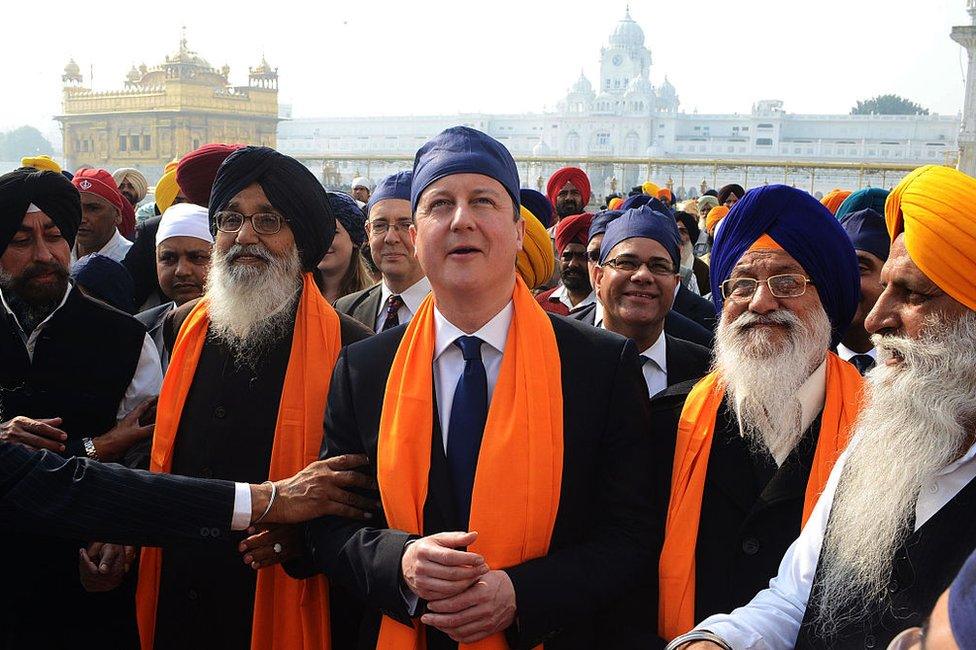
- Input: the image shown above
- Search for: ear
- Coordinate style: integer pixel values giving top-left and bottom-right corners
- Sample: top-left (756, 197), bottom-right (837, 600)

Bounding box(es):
top-left (514, 217), bottom-right (525, 251)
top-left (114, 208), bottom-right (122, 226)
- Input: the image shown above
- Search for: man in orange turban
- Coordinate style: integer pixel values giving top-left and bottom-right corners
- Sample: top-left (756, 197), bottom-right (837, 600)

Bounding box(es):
top-left (669, 166), bottom-right (976, 650)
top-left (820, 188), bottom-right (852, 215)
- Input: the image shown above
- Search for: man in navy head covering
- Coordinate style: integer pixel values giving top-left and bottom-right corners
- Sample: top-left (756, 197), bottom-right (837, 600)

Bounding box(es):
top-left (336, 170), bottom-right (432, 332)
top-left (592, 207), bottom-right (711, 397)
top-left (837, 208), bottom-right (890, 374)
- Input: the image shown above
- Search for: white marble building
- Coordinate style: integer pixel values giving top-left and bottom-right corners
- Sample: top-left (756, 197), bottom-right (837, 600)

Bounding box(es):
top-left (278, 9), bottom-right (959, 197)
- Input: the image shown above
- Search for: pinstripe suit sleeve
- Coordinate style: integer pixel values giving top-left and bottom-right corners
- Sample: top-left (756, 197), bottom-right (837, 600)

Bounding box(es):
top-left (0, 441), bottom-right (236, 547)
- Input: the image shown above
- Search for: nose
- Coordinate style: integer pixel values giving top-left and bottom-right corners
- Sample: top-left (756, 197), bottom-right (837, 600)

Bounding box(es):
top-left (747, 280), bottom-right (780, 315)
top-left (864, 285), bottom-right (900, 335)
top-left (174, 256), bottom-right (192, 278)
top-left (235, 219), bottom-right (259, 246)
top-left (449, 203), bottom-right (477, 232)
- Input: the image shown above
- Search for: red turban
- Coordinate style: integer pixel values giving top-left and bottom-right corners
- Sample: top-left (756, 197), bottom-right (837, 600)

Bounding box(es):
top-left (554, 212), bottom-right (594, 254)
top-left (72, 168), bottom-right (135, 239)
top-left (546, 167), bottom-right (591, 207)
top-left (176, 143), bottom-right (242, 206)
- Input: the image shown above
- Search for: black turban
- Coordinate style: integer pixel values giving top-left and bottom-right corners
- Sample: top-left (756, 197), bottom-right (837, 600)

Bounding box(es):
top-left (718, 183), bottom-right (745, 205)
top-left (209, 147), bottom-right (336, 272)
top-left (675, 211), bottom-right (700, 244)
top-left (327, 191), bottom-right (367, 247)
top-left (0, 167), bottom-right (81, 255)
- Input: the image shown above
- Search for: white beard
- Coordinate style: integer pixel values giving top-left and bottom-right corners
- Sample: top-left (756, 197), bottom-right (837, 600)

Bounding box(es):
top-left (205, 243), bottom-right (302, 367)
top-left (680, 240), bottom-right (695, 269)
top-left (714, 305), bottom-right (832, 462)
top-left (813, 310), bottom-right (976, 635)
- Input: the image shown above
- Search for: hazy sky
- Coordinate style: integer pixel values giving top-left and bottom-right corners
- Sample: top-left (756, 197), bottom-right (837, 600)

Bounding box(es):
top-left (4, 0), bottom-right (971, 138)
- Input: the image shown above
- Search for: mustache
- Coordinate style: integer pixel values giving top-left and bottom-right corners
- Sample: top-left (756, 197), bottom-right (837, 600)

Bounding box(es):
top-left (22, 260), bottom-right (68, 281)
top-left (729, 309), bottom-right (801, 332)
top-left (225, 244), bottom-right (274, 265)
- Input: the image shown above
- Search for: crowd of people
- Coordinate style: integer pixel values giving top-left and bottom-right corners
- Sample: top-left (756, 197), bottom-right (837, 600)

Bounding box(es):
top-left (2, 127), bottom-right (976, 650)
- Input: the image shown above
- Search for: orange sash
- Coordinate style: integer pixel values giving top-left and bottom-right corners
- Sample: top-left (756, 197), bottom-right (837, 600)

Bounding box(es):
top-left (375, 276), bottom-right (563, 650)
top-left (658, 352), bottom-right (863, 640)
top-left (135, 273), bottom-right (340, 650)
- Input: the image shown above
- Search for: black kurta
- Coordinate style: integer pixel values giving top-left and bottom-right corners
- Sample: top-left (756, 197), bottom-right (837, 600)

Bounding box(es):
top-left (693, 401), bottom-right (821, 623)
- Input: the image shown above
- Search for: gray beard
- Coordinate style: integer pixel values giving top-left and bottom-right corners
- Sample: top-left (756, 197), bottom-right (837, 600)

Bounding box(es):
top-left (813, 309), bottom-right (976, 636)
top-left (0, 269), bottom-right (65, 334)
top-left (713, 305), bottom-right (832, 462)
top-left (205, 243), bottom-right (302, 369)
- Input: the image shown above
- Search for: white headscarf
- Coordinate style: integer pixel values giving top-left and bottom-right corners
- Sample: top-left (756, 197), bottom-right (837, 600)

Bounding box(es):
top-left (155, 203), bottom-right (214, 247)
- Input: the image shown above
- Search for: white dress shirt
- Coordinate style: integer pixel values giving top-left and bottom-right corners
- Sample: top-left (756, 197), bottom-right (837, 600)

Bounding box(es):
top-left (0, 283), bottom-right (162, 419)
top-left (70, 228), bottom-right (133, 266)
top-left (549, 284), bottom-right (596, 313)
top-left (432, 302), bottom-right (513, 452)
top-left (596, 305), bottom-right (669, 397)
top-left (695, 437), bottom-right (976, 650)
top-left (835, 342), bottom-right (877, 363)
top-left (375, 276), bottom-right (431, 331)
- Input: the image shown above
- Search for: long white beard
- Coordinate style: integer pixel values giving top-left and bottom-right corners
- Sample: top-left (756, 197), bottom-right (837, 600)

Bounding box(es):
top-left (814, 310), bottom-right (976, 635)
top-left (205, 243), bottom-right (302, 367)
top-left (680, 240), bottom-right (695, 269)
top-left (714, 305), bottom-right (832, 462)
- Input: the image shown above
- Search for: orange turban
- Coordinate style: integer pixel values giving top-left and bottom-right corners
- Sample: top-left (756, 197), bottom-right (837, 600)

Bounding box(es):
top-left (705, 205), bottom-right (730, 235)
top-left (885, 165), bottom-right (976, 311)
top-left (608, 197), bottom-right (624, 210)
top-left (821, 189), bottom-right (852, 215)
top-left (516, 206), bottom-right (555, 290)
top-left (657, 188), bottom-right (673, 203)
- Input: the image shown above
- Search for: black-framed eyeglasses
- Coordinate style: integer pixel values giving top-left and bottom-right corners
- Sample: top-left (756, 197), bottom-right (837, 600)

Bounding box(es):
top-left (603, 255), bottom-right (677, 277)
top-left (560, 251), bottom-right (589, 264)
top-left (720, 274), bottom-right (815, 301)
top-left (369, 219), bottom-right (413, 235)
top-left (214, 211), bottom-right (288, 235)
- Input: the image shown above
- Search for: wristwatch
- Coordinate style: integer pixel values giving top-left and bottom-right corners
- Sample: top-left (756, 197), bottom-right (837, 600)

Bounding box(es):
top-left (665, 630), bottom-right (733, 650)
top-left (82, 437), bottom-right (100, 461)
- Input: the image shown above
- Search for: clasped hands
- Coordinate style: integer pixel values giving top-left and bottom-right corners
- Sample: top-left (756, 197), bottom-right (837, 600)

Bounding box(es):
top-left (401, 531), bottom-right (516, 644)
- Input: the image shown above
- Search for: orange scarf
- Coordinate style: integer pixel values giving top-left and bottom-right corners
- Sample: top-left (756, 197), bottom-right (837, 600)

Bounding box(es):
top-left (375, 276), bottom-right (563, 650)
top-left (136, 273), bottom-right (340, 650)
top-left (658, 352), bottom-right (863, 640)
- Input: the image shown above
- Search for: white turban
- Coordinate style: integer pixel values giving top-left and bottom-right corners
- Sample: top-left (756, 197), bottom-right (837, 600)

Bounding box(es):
top-left (156, 203), bottom-right (214, 247)
top-left (351, 176), bottom-right (374, 191)
top-left (112, 168), bottom-right (149, 202)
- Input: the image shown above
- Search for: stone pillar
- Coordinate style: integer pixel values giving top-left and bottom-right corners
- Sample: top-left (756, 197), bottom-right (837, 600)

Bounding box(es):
top-left (951, 1), bottom-right (976, 175)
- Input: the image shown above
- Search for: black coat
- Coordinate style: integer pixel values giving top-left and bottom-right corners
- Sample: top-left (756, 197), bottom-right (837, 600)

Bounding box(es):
top-left (299, 315), bottom-right (663, 650)
top-left (334, 282), bottom-right (383, 332)
top-left (570, 302), bottom-right (714, 350)
top-left (122, 215), bottom-right (163, 309)
top-left (672, 284), bottom-right (717, 332)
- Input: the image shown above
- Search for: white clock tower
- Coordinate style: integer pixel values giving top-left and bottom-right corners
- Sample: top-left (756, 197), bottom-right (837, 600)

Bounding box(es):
top-left (599, 7), bottom-right (652, 95)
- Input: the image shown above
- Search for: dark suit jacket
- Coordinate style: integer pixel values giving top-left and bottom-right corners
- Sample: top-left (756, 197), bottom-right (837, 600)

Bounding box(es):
top-left (334, 282), bottom-right (383, 331)
top-left (672, 284), bottom-right (717, 332)
top-left (691, 257), bottom-right (710, 296)
top-left (663, 335), bottom-right (712, 388)
top-left (300, 316), bottom-right (662, 649)
top-left (122, 215), bottom-right (163, 309)
top-left (570, 302), bottom-right (714, 349)
top-left (0, 442), bottom-right (235, 547)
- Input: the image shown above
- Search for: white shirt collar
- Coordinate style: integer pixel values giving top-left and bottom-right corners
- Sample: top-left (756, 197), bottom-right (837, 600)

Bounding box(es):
top-left (0, 283), bottom-right (74, 356)
top-left (835, 341), bottom-right (876, 362)
top-left (433, 301), bottom-right (514, 361)
top-left (379, 275), bottom-right (431, 314)
top-left (71, 228), bottom-right (126, 263)
top-left (551, 284), bottom-right (596, 311)
top-left (639, 331), bottom-right (668, 373)
top-left (796, 357), bottom-right (828, 436)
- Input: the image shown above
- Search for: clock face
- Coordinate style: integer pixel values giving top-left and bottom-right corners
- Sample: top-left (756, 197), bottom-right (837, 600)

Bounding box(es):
top-left (612, 54), bottom-right (623, 66)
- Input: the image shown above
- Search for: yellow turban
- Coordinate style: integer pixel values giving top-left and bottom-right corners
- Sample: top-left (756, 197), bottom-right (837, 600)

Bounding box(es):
top-left (154, 170), bottom-right (181, 213)
top-left (885, 165), bottom-right (976, 311)
top-left (642, 181), bottom-right (660, 196)
top-left (20, 155), bottom-right (62, 174)
top-left (517, 205), bottom-right (555, 290)
top-left (820, 189), bottom-right (852, 215)
top-left (608, 197), bottom-right (624, 210)
top-left (705, 205), bottom-right (730, 235)
top-left (164, 159), bottom-right (179, 175)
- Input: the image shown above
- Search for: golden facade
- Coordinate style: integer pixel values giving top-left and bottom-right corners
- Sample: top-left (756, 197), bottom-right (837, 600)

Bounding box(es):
top-left (56, 36), bottom-right (279, 178)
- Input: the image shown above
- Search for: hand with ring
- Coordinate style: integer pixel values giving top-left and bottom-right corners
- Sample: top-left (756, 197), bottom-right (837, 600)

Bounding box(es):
top-left (238, 524), bottom-right (302, 570)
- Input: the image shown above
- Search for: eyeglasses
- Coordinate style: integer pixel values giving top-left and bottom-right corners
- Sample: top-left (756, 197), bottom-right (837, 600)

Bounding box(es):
top-left (214, 211), bottom-right (288, 235)
top-left (560, 251), bottom-right (589, 264)
top-left (369, 220), bottom-right (413, 235)
top-left (603, 256), bottom-right (677, 276)
top-left (720, 274), bottom-right (815, 301)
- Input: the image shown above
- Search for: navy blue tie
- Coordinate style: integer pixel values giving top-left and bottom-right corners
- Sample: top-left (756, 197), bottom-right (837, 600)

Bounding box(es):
top-left (446, 335), bottom-right (488, 527)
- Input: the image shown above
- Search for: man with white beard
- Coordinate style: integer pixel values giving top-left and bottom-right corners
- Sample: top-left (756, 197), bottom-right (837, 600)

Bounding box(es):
top-left (668, 165), bottom-right (976, 650)
top-left (654, 185), bottom-right (864, 644)
top-left (127, 147), bottom-right (374, 650)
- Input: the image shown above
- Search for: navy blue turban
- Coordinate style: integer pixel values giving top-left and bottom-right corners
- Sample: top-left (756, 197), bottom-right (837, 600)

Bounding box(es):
top-left (327, 191), bottom-right (367, 247)
top-left (519, 188), bottom-right (554, 228)
top-left (367, 171), bottom-right (413, 214)
top-left (950, 547), bottom-right (976, 650)
top-left (599, 206), bottom-right (681, 269)
top-left (70, 254), bottom-right (135, 314)
top-left (209, 146), bottom-right (336, 272)
top-left (588, 209), bottom-right (624, 242)
top-left (839, 208), bottom-right (890, 262)
top-left (709, 184), bottom-right (860, 348)
top-left (0, 168), bottom-right (81, 255)
top-left (411, 126), bottom-right (520, 214)
top-left (675, 211), bottom-right (700, 245)
top-left (834, 187), bottom-right (890, 222)
top-left (620, 193), bottom-right (673, 215)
